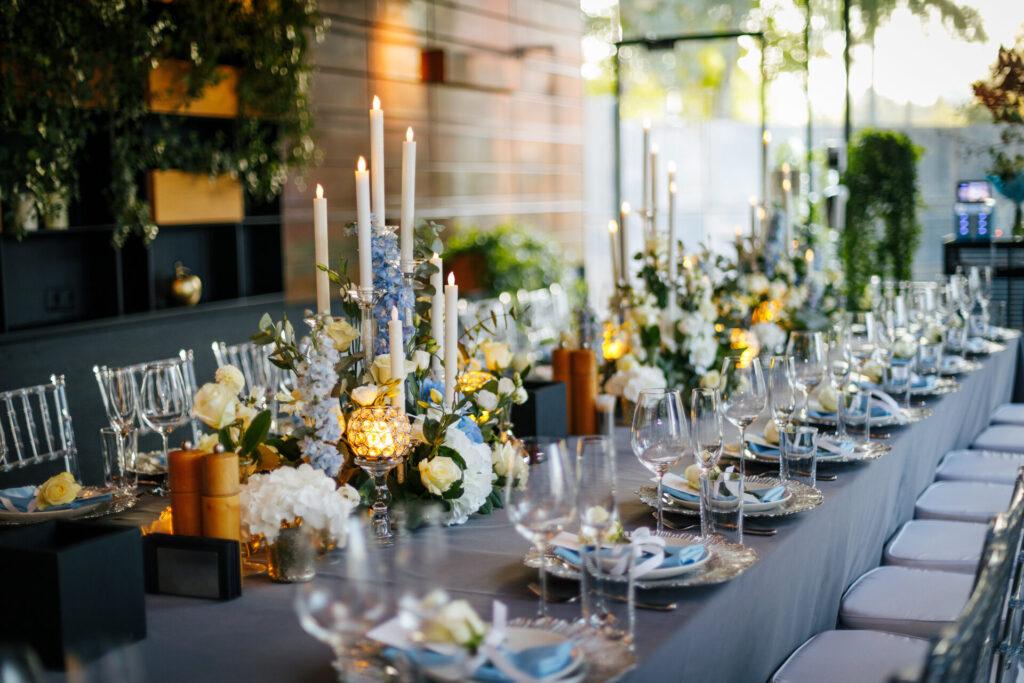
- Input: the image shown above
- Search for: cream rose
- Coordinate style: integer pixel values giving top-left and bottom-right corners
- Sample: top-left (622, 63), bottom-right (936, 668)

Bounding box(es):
top-left (817, 383), bottom-right (839, 413)
top-left (475, 390), bottom-right (498, 412)
top-left (36, 471), bottom-right (81, 510)
top-left (497, 377), bottom-right (515, 396)
top-left (351, 385), bottom-right (381, 407)
top-left (215, 365), bottom-right (246, 394)
top-left (325, 318), bottom-right (359, 351)
top-left (420, 596), bottom-right (488, 647)
top-left (763, 419), bottom-right (780, 445)
top-left (700, 370), bottom-right (721, 390)
top-left (481, 341), bottom-right (512, 371)
top-left (195, 432), bottom-right (220, 453)
top-left (193, 382), bottom-right (239, 429)
top-left (412, 349), bottom-right (431, 371)
top-left (512, 386), bottom-right (528, 404)
top-left (370, 354), bottom-right (416, 384)
top-left (418, 456), bottom-right (462, 495)
top-left (512, 352), bottom-right (533, 374)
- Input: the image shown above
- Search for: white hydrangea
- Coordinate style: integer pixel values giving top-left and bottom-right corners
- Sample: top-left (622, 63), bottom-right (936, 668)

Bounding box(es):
top-left (751, 322), bottom-right (787, 355)
top-left (240, 464), bottom-right (358, 543)
top-left (442, 426), bottom-right (495, 526)
top-left (606, 364), bottom-right (667, 402)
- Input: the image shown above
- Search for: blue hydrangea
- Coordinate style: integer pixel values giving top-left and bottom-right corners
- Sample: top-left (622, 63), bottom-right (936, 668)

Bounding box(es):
top-left (370, 228), bottom-right (415, 355)
top-left (455, 416), bottom-right (484, 444)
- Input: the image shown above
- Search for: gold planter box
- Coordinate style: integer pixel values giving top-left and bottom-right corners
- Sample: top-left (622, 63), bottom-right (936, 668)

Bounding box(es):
top-left (148, 171), bottom-right (244, 225)
top-left (147, 60), bottom-right (239, 118)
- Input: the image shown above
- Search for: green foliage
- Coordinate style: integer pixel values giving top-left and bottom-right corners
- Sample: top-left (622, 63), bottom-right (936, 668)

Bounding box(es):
top-left (0, 0), bottom-right (324, 245)
top-left (841, 129), bottom-right (922, 309)
top-left (443, 223), bottom-right (566, 298)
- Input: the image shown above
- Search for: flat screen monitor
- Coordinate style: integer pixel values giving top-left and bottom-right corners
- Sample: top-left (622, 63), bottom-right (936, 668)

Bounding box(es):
top-left (956, 180), bottom-right (992, 203)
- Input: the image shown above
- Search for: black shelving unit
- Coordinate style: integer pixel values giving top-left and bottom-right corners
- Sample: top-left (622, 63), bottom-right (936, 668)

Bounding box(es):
top-left (944, 237), bottom-right (1024, 330)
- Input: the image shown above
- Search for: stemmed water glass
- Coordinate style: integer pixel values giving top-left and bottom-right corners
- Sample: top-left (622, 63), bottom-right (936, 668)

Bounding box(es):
top-left (98, 367), bottom-right (139, 491)
top-left (576, 436), bottom-right (619, 629)
top-left (690, 388), bottom-right (723, 541)
top-left (766, 355), bottom-right (797, 472)
top-left (138, 362), bottom-right (192, 463)
top-left (719, 355), bottom-right (767, 477)
top-left (826, 326), bottom-right (853, 446)
top-left (786, 332), bottom-right (826, 422)
top-left (631, 388), bottom-right (688, 536)
top-left (504, 438), bottom-right (577, 616)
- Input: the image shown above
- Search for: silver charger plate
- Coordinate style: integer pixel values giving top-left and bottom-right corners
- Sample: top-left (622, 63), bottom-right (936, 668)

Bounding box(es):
top-left (940, 359), bottom-right (983, 376)
top-left (525, 531), bottom-right (758, 590)
top-left (0, 489), bottom-right (138, 526)
top-left (638, 476), bottom-right (823, 520)
top-left (724, 439), bottom-right (889, 465)
top-left (801, 405), bottom-right (932, 428)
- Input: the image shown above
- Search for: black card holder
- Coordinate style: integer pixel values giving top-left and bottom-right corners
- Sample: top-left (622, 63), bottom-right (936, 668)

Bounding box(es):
top-left (143, 533), bottom-right (241, 600)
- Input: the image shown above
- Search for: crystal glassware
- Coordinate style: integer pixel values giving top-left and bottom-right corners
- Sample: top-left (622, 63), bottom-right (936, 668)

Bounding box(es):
top-left (707, 469), bottom-right (744, 545)
top-left (138, 362), bottom-right (191, 464)
top-left (781, 425), bottom-right (818, 489)
top-left (826, 327), bottom-right (853, 445)
top-left (630, 388), bottom-right (688, 536)
top-left (785, 332), bottom-right (825, 422)
top-left (504, 437), bottom-right (577, 616)
top-left (690, 388), bottom-right (723, 542)
top-left (98, 366), bottom-right (139, 490)
top-left (719, 355), bottom-right (767, 477)
top-left (99, 427), bottom-right (138, 492)
top-left (576, 435), bottom-right (620, 631)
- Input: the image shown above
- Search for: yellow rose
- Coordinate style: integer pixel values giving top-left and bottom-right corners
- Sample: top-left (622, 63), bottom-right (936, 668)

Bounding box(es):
top-left (325, 318), bottom-right (359, 351)
top-left (417, 456), bottom-right (462, 495)
top-left (351, 385), bottom-right (381, 407)
top-left (195, 432), bottom-right (220, 453)
top-left (214, 365), bottom-right (245, 394)
top-left (369, 354), bottom-right (416, 385)
top-left (36, 471), bottom-right (82, 510)
top-left (684, 463), bottom-right (702, 489)
top-left (193, 382), bottom-right (238, 429)
top-left (481, 341), bottom-right (512, 371)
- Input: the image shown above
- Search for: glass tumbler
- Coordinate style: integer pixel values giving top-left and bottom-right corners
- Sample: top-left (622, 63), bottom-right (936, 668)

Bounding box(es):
top-left (706, 470), bottom-right (744, 545)
top-left (580, 541), bottom-right (635, 649)
top-left (781, 426), bottom-right (818, 489)
top-left (100, 427), bottom-right (138, 491)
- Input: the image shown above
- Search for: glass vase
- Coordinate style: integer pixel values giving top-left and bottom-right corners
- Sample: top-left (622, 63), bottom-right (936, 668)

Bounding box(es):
top-left (267, 526), bottom-right (316, 583)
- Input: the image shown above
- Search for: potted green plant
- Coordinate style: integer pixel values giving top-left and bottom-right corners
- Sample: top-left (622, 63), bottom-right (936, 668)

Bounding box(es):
top-left (973, 39), bottom-right (1024, 237)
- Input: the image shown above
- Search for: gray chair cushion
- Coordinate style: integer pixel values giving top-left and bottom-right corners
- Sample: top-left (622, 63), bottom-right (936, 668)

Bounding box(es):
top-left (884, 519), bottom-right (987, 574)
top-left (914, 481), bottom-right (1013, 523)
top-left (991, 403), bottom-right (1024, 427)
top-left (972, 425), bottom-right (1024, 454)
top-left (839, 566), bottom-right (974, 638)
top-left (772, 630), bottom-right (929, 683)
top-left (935, 449), bottom-right (1024, 485)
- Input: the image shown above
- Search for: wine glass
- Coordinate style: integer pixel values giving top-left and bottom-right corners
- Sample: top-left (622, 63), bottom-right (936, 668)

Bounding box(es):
top-left (504, 438), bottom-right (577, 616)
top-left (690, 388), bottom-right (723, 541)
top-left (826, 326), bottom-right (853, 445)
top-left (719, 355), bottom-right (767, 477)
top-left (576, 435), bottom-right (618, 629)
top-left (766, 355), bottom-right (797, 429)
top-left (98, 367), bottom-right (139, 491)
top-left (138, 362), bottom-right (191, 462)
top-left (630, 388), bottom-right (688, 536)
top-left (786, 332), bottom-right (825, 422)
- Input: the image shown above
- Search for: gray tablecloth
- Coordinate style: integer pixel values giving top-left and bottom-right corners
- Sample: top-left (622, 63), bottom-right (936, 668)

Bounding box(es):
top-left (46, 341), bottom-right (1022, 683)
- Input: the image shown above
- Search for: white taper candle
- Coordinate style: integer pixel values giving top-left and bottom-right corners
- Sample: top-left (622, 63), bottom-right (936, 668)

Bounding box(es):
top-left (370, 96), bottom-right (385, 228)
top-left (389, 307), bottom-right (405, 411)
top-left (400, 127), bottom-right (416, 269)
top-left (313, 184), bottom-right (330, 315)
top-left (355, 157), bottom-right (373, 291)
top-left (443, 272), bottom-right (458, 409)
top-left (429, 253), bottom-right (444, 376)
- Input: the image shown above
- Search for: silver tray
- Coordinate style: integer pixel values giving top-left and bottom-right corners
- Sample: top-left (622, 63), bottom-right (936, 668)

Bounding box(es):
top-left (724, 439), bottom-right (890, 465)
top-left (638, 476), bottom-right (823, 520)
top-left (525, 531), bottom-right (758, 590)
top-left (0, 489), bottom-right (138, 526)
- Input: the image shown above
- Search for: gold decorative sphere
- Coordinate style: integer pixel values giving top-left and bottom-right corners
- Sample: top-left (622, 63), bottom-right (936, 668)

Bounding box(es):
top-left (346, 405), bottom-right (412, 460)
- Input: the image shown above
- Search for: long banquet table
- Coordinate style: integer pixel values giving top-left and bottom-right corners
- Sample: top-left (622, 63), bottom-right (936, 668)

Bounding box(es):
top-left (49, 340), bottom-right (1023, 683)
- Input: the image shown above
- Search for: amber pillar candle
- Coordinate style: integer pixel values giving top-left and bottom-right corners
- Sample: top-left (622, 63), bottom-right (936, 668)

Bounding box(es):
top-left (551, 346), bottom-right (573, 432)
top-left (570, 349), bottom-right (597, 435)
top-left (201, 451), bottom-right (240, 541)
top-left (168, 447), bottom-right (204, 536)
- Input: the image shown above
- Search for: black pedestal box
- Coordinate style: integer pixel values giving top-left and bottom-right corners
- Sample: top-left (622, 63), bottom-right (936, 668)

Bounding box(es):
top-left (0, 521), bottom-right (146, 669)
top-left (510, 380), bottom-right (568, 438)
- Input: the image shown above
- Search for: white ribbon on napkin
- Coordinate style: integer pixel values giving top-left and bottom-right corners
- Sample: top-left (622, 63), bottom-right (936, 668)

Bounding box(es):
top-left (625, 526), bottom-right (667, 578)
top-left (868, 389), bottom-right (907, 423)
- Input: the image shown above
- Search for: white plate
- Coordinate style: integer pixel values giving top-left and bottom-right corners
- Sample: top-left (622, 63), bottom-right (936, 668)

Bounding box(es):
top-left (553, 541), bottom-right (713, 581)
top-left (663, 483), bottom-right (791, 513)
top-left (0, 489), bottom-right (135, 524)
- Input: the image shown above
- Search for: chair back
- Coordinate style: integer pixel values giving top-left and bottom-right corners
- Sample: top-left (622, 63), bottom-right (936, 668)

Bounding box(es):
top-left (93, 349), bottom-right (199, 442)
top-left (0, 375), bottom-right (78, 479)
top-left (918, 514), bottom-right (1015, 683)
top-left (211, 340), bottom-right (288, 398)
top-left (994, 467), bottom-right (1024, 681)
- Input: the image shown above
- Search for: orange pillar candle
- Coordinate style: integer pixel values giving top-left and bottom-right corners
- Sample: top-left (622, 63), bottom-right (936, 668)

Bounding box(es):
top-left (570, 349), bottom-right (598, 435)
top-left (168, 446), bottom-right (204, 536)
top-left (551, 346), bottom-right (573, 432)
top-left (201, 451), bottom-right (240, 541)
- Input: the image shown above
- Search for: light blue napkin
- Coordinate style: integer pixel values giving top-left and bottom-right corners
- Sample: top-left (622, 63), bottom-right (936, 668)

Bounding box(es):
top-left (810, 404), bottom-right (890, 419)
top-left (553, 543), bottom-right (706, 569)
top-left (663, 482), bottom-right (786, 504)
top-left (748, 441), bottom-right (780, 457)
top-left (0, 485), bottom-right (109, 513)
top-left (386, 640), bottom-right (575, 682)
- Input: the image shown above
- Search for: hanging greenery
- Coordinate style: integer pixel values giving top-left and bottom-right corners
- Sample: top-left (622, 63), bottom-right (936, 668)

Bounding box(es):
top-left (841, 130), bottom-right (922, 309)
top-left (0, 0), bottom-right (325, 246)
top-left (443, 223), bottom-right (566, 298)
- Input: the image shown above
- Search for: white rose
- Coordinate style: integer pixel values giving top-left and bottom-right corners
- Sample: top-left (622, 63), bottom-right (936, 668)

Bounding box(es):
top-left (418, 456), bottom-right (463, 495)
top-left (512, 386), bottom-right (528, 404)
top-left (215, 365), bottom-right (246, 394)
top-left (491, 441), bottom-right (514, 478)
top-left (351, 385), bottom-right (381, 407)
top-left (195, 432), bottom-right (220, 453)
top-left (817, 383), bottom-right (839, 413)
top-left (700, 370), bottom-right (721, 390)
top-left (481, 342), bottom-right (513, 371)
top-left (193, 382), bottom-right (238, 429)
top-left (422, 599), bottom-right (487, 647)
top-left (583, 505), bottom-right (611, 528)
top-left (511, 352), bottom-right (533, 374)
top-left (370, 355), bottom-right (395, 384)
top-left (615, 354), bottom-right (638, 372)
top-left (325, 318), bottom-right (359, 351)
top-left (413, 349), bottom-right (431, 371)
top-left (684, 463), bottom-right (702, 489)
top-left (497, 377), bottom-right (515, 396)
top-left (475, 390), bottom-right (498, 411)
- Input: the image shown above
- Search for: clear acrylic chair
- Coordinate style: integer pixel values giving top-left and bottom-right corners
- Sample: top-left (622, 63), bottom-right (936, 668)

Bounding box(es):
top-left (211, 340), bottom-right (290, 399)
top-left (0, 375), bottom-right (79, 480)
top-left (93, 349), bottom-right (200, 443)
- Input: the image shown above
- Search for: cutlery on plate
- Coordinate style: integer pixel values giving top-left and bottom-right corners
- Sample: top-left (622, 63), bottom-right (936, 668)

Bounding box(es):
top-left (528, 583), bottom-right (677, 612)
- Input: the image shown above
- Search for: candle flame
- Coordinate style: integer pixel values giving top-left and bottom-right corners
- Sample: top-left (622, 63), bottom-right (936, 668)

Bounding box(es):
top-left (357, 156), bottom-right (367, 172)
top-left (669, 181), bottom-right (677, 195)
top-left (748, 195), bottom-right (757, 206)
top-left (372, 95), bottom-right (381, 110)
top-left (391, 306), bottom-right (399, 321)
top-left (642, 118), bottom-right (651, 131)
top-left (432, 251), bottom-right (439, 259)
top-left (805, 248), bottom-right (815, 263)
top-left (620, 201), bottom-right (631, 214)
top-left (316, 184), bottom-right (324, 199)
top-left (682, 256), bottom-right (693, 270)
top-left (406, 127), bottom-right (414, 142)
top-left (782, 178), bottom-right (792, 192)
top-left (650, 143), bottom-right (659, 154)
top-left (667, 161), bottom-right (676, 174)
top-left (781, 162), bottom-right (791, 174)
top-left (757, 206), bottom-right (767, 220)
top-left (447, 272), bottom-right (455, 286)
top-left (608, 220), bottom-right (618, 234)
top-left (734, 226), bottom-right (742, 237)
top-left (762, 130), bottom-right (772, 144)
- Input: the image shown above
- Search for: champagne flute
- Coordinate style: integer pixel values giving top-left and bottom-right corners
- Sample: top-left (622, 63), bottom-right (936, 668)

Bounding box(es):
top-left (766, 355), bottom-right (797, 475)
top-left (826, 326), bottom-right (853, 445)
top-left (504, 438), bottom-right (576, 616)
top-left (719, 355), bottom-right (767, 477)
top-left (138, 362), bottom-right (191, 463)
top-left (786, 331), bottom-right (825, 422)
top-left (630, 388), bottom-right (688, 536)
top-left (576, 435), bottom-right (618, 629)
top-left (690, 388), bottom-right (723, 542)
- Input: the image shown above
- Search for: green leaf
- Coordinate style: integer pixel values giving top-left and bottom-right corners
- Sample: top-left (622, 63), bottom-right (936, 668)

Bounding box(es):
top-left (218, 426), bottom-right (236, 451)
top-left (239, 410), bottom-right (272, 457)
top-left (437, 445), bottom-right (466, 469)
